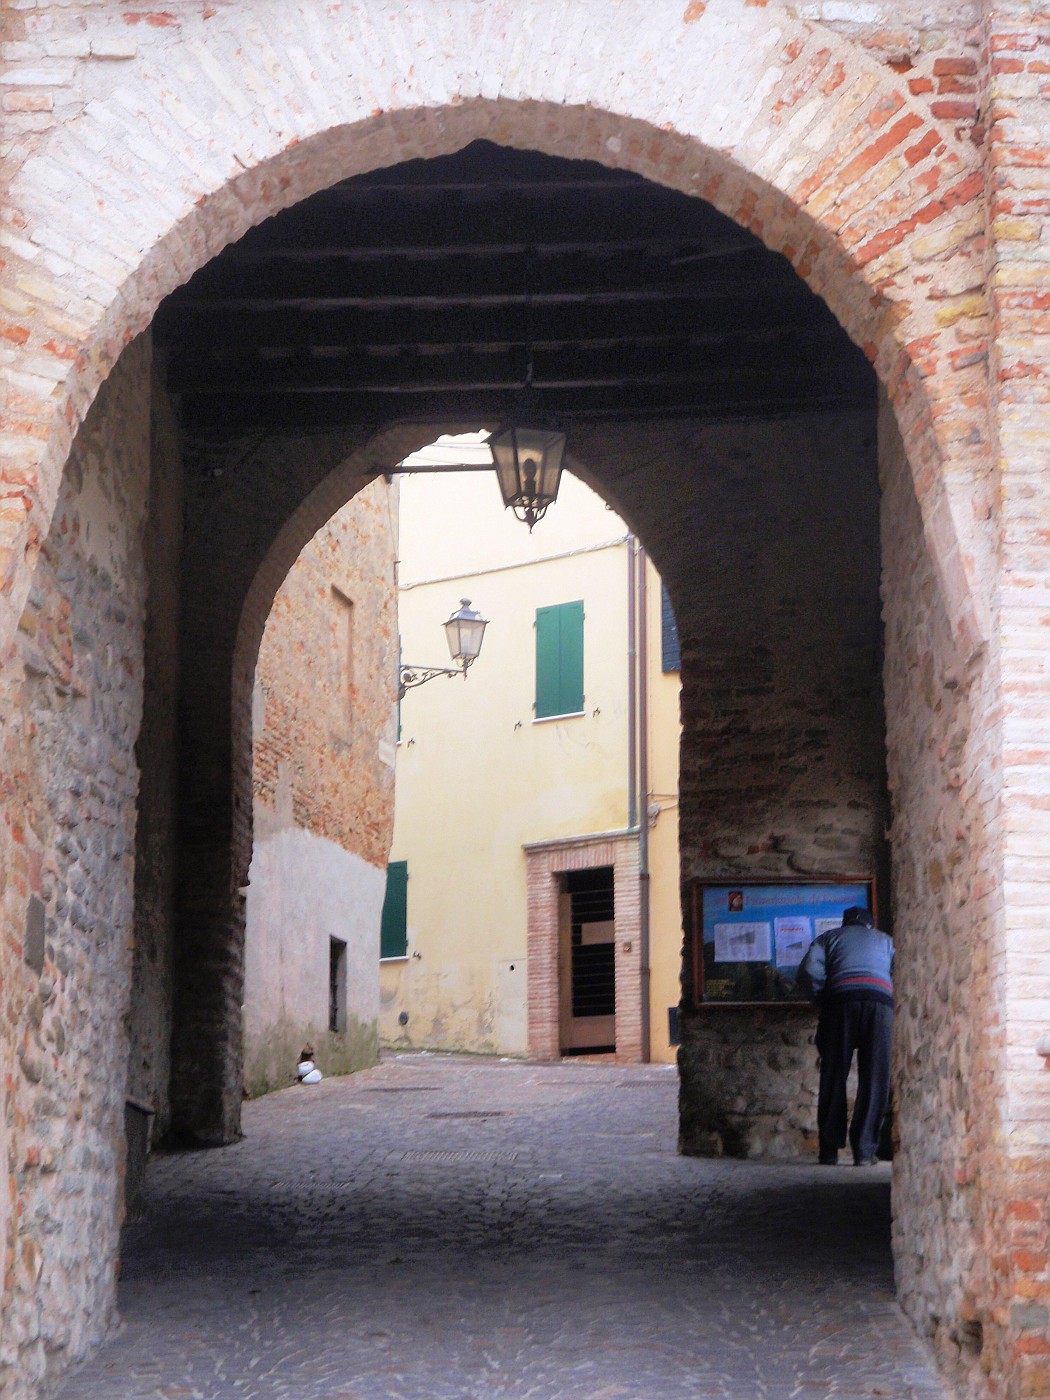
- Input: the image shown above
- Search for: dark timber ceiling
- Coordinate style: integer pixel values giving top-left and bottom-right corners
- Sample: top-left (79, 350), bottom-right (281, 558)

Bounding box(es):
top-left (154, 141), bottom-right (874, 442)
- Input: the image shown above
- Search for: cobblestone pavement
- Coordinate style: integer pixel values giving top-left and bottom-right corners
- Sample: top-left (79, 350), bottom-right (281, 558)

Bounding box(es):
top-left (54, 1055), bottom-right (949, 1400)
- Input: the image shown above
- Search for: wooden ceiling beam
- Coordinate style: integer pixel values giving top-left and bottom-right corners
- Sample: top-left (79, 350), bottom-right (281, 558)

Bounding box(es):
top-left (165, 331), bottom-right (864, 395)
top-left (158, 141), bottom-right (875, 442)
top-left (177, 382), bottom-right (874, 441)
top-left (221, 240), bottom-right (760, 263)
top-left (164, 322), bottom-right (841, 363)
top-left (154, 289), bottom-right (833, 351)
top-left (179, 257), bottom-right (797, 303)
top-left (167, 351), bottom-right (869, 396)
top-left (155, 279), bottom-right (819, 330)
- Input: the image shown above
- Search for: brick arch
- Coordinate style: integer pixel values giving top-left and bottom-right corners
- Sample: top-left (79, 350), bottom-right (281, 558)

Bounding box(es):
top-left (1, 1), bottom-right (990, 657)
top-left (200, 410), bottom-right (716, 1142)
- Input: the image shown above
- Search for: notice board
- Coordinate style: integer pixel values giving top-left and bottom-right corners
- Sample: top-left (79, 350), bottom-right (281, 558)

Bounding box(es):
top-left (686, 878), bottom-right (874, 1005)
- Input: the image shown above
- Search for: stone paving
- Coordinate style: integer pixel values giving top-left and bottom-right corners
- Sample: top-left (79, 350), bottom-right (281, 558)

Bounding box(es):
top-left (53, 1055), bottom-right (950, 1400)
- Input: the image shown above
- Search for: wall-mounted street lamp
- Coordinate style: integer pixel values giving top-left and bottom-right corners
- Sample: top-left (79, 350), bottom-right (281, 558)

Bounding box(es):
top-left (398, 598), bottom-right (488, 700)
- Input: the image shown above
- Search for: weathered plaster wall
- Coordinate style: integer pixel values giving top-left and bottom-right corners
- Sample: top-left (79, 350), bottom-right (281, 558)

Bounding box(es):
top-left (243, 830), bottom-right (383, 1097)
top-left (0, 338), bottom-right (151, 1398)
top-left (244, 482), bottom-right (398, 1097)
top-left (383, 472), bottom-right (637, 1061)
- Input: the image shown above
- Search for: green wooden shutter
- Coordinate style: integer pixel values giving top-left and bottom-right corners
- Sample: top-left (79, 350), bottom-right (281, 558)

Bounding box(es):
top-left (558, 600), bottom-right (584, 713)
top-left (535, 601), bottom-right (584, 718)
top-left (380, 860), bottom-right (408, 959)
top-left (535, 605), bottom-right (560, 718)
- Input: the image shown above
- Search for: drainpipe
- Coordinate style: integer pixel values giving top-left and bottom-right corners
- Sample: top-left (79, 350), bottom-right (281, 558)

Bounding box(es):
top-left (636, 541), bottom-right (651, 1063)
top-left (627, 538), bottom-right (638, 833)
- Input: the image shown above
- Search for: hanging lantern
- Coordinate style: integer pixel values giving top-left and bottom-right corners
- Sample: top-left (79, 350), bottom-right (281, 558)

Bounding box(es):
top-left (489, 424), bottom-right (567, 530)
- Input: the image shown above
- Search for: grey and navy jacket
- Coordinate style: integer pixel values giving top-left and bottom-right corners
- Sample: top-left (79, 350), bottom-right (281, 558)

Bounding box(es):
top-left (797, 922), bottom-right (894, 1007)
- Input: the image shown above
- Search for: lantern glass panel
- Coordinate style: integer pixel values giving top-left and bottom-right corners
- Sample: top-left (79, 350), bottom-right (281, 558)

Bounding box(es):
top-left (490, 426), bottom-right (566, 510)
top-left (444, 600), bottom-right (487, 663)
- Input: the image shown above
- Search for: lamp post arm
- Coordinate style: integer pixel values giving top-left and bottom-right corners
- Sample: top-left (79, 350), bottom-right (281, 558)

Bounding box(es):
top-left (398, 659), bottom-right (472, 700)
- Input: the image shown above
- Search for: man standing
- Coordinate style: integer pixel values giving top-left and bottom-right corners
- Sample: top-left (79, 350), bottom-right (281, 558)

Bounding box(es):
top-left (797, 906), bottom-right (893, 1166)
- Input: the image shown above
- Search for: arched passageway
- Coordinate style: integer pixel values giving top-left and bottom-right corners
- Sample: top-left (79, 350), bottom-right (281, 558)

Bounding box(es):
top-left (151, 139), bottom-right (885, 1155)
top-left (3, 6), bottom-right (1043, 1398)
top-left (4, 140), bottom-right (971, 1398)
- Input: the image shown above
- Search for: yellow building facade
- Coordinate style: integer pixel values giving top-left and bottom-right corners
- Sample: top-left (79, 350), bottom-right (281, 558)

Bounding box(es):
top-left (380, 465), bottom-right (682, 1064)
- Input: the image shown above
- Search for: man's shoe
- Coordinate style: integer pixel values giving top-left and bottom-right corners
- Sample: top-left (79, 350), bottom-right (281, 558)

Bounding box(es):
top-left (818, 1152), bottom-right (838, 1165)
top-left (854, 1155), bottom-right (879, 1166)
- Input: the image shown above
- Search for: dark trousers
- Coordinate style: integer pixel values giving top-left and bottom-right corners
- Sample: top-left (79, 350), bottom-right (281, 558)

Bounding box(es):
top-left (815, 997), bottom-right (892, 1163)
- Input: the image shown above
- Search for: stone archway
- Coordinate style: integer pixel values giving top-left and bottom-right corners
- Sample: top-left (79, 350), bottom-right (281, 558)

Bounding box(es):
top-left (0, 4), bottom-right (992, 650)
top-left (1, 4), bottom-right (1033, 1398)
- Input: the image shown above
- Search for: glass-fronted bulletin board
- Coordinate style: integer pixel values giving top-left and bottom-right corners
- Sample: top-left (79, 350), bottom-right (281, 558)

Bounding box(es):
top-left (686, 878), bottom-right (875, 1005)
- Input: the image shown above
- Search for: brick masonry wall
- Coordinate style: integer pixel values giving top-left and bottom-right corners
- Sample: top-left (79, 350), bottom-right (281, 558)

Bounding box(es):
top-left (0, 0), bottom-right (994, 662)
top-left (251, 481), bottom-right (397, 869)
top-left (981, 6), bottom-right (1050, 1397)
top-left (0, 338), bottom-right (151, 1398)
top-left (244, 479), bottom-right (398, 1096)
top-left (169, 426), bottom-right (377, 1146)
top-left (0, 0), bottom-right (1003, 1159)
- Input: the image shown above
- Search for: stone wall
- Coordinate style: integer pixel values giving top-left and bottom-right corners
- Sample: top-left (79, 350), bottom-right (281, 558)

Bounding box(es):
top-left (244, 481), bottom-right (398, 1097)
top-left (879, 395), bottom-right (1005, 1397)
top-left (0, 338), bottom-right (151, 1398)
top-left (576, 409), bottom-right (885, 1161)
top-left (126, 366), bottom-right (184, 1142)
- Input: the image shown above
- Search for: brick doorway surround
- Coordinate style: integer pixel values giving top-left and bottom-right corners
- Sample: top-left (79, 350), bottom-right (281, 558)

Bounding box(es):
top-left (525, 832), bottom-right (643, 1063)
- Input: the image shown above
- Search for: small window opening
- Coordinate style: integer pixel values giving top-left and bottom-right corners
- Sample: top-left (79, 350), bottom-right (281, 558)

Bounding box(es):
top-left (329, 936), bottom-right (347, 1033)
